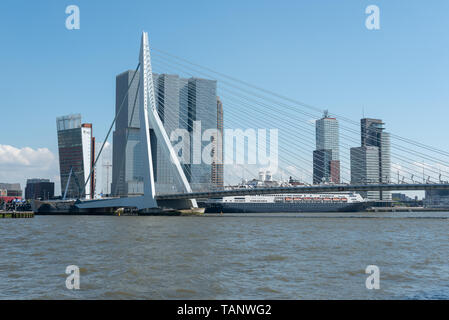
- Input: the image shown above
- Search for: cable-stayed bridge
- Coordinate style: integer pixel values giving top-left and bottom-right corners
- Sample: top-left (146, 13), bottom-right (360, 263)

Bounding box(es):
top-left (75, 31), bottom-right (449, 212)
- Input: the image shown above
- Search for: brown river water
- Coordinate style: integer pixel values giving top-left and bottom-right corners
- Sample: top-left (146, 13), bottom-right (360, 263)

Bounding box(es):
top-left (0, 212), bottom-right (448, 299)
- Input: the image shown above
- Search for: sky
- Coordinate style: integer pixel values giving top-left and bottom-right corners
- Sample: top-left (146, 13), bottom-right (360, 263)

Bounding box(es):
top-left (0, 0), bottom-right (448, 195)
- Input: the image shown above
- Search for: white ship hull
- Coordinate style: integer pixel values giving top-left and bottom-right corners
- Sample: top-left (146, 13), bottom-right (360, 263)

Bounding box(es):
top-left (205, 201), bottom-right (367, 213)
top-left (204, 192), bottom-right (368, 213)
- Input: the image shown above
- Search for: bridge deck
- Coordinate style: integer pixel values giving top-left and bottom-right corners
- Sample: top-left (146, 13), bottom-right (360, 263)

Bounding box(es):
top-left (155, 183), bottom-right (449, 200)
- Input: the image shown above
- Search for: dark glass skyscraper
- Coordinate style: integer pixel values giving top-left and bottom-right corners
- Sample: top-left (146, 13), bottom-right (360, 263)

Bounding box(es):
top-left (351, 118), bottom-right (391, 200)
top-left (112, 70), bottom-right (143, 196)
top-left (56, 114), bottom-right (95, 199)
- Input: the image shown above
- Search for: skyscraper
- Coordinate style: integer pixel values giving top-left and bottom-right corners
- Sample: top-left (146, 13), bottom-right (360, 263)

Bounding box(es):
top-left (153, 73), bottom-right (184, 194)
top-left (111, 70), bottom-right (146, 196)
top-left (186, 78), bottom-right (218, 192)
top-left (313, 149), bottom-right (332, 184)
top-left (350, 118), bottom-right (391, 200)
top-left (350, 146), bottom-right (380, 200)
top-left (56, 114), bottom-right (95, 199)
top-left (361, 118), bottom-right (382, 147)
top-left (211, 96), bottom-right (224, 189)
top-left (313, 111), bottom-right (340, 184)
top-left (112, 71), bottom-right (219, 195)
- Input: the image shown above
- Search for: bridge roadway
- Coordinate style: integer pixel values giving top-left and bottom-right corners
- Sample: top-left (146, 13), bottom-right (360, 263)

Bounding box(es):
top-left (155, 183), bottom-right (449, 201)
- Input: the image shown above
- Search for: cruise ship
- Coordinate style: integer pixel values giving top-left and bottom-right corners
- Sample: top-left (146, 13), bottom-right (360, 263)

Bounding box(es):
top-left (204, 172), bottom-right (368, 213)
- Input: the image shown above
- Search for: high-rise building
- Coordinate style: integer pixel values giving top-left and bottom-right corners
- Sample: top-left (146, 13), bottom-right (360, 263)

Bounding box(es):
top-left (330, 160), bottom-right (340, 184)
top-left (313, 149), bottom-right (332, 184)
top-left (56, 114), bottom-right (95, 199)
top-left (153, 74), bottom-right (184, 194)
top-left (112, 71), bottom-right (219, 196)
top-left (186, 78), bottom-right (218, 192)
top-left (94, 141), bottom-right (112, 197)
top-left (313, 111), bottom-right (340, 184)
top-left (350, 146), bottom-right (381, 200)
top-left (25, 179), bottom-right (54, 200)
top-left (211, 96), bottom-right (224, 189)
top-left (112, 70), bottom-right (144, 196)
top-left (350, 118), bottom-right (391, 200)
top-left (361, 118), bottom-right (382, 147)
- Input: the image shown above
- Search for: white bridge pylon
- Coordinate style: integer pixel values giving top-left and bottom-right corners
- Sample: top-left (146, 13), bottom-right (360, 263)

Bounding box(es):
top-left (139, 31), bottom-right (197, 209)
top-left (77, 31), bottom-right (197, 210)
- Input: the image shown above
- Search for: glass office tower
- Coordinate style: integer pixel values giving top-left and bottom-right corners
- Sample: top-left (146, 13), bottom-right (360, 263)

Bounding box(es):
top-left (350, 118), bottom-right (392, 200)
top-left (112, 70), bottom-right (218, 195)
top-left (56, 114), bottom-right (94, 199)
top-left (313, 111), bottom-right (340, 184)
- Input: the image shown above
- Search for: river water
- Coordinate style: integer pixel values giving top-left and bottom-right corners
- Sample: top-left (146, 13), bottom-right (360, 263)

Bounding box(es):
top-left (0, 212), bottom-right (448, 299)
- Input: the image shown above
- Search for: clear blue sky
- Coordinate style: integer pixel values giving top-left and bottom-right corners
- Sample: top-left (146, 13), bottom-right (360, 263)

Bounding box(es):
top-left (0, 0), bottom-right (448, 172)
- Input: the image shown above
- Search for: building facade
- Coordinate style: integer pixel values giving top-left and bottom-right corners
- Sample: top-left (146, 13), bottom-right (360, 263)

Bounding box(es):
top-left (94, 141), bottom-right (112, 197)
top-left (56, 114), bottom-right (95, 199)
top-left (361, 118), bottom-right (391, 185)
top-left (186, 78), bottom-right (218, 192)
top-left (0, 183), bottom-right (22, 202)
top-left (424, 189), bottom-right (449, 208)
top-left (350, 118), bottom-right (392, 200)
top-left (211, 96), bottom-right (224, 190)
top-left (153, 73), bottom-right (184, 194)
top-left (313, 149), bottom-right (332, 184)
top-left (25, 179), bottom-right (54, 200)
top-left (392, 193), bottom-right (414, 202)
top-left (112, 70), bottom-right (144, 196)
top-left (350, 146), bottom-right (380, 200)
top-left (313, 111), bottom-right (340, 184)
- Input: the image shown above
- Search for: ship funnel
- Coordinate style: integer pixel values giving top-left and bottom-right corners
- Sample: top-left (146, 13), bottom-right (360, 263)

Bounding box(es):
top-left (265, 171), bottom-right (272, 181)
top-left (259, 171), bottom-right (265, 181)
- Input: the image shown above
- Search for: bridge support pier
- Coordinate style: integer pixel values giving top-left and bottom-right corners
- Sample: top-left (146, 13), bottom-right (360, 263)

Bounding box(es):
top-left (157, 199), bottom-right (198, 210)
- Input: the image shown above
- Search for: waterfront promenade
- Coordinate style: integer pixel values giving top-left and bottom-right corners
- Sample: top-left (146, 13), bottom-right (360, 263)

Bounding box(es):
top-left (0, 211), bottom-right (34, 218)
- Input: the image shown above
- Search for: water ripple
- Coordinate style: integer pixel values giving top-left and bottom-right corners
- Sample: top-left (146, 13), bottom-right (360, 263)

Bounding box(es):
top-left (0, 212), bottom-right (448, 299)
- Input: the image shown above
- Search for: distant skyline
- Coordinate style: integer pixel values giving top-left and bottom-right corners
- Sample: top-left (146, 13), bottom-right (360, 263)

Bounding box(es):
top-left (0, 0), bottom-right (448, 196)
